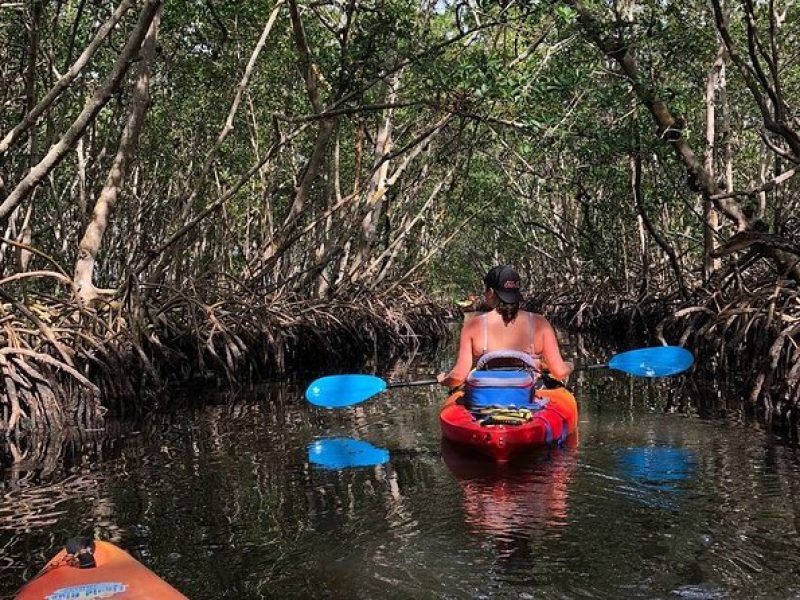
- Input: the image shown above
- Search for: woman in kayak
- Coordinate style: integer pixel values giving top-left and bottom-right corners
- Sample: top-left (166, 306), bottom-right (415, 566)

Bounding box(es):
top-left (437, 265), bottom-right (573, 387)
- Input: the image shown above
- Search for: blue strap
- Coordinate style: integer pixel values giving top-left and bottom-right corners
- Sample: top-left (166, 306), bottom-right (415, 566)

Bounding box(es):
top-left (543, 405), bottom-right (570, 447)
top-left (558, 415), bottom-right (568, 446)
top-left (530, 398), bottom-right (549, 410)
top-left (532, 414), bottom-right (553, 445)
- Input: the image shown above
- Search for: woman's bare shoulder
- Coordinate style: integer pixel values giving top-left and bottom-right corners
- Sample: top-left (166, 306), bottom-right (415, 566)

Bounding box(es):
top-left (529, 312), bottom-right (555, 330)
top-left (462, 312), bottom-right (484, 334)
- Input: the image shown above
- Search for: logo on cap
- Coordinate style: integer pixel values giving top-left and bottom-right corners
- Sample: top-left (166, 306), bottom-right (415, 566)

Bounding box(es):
top-left (503, 281), bottom-right (519, 289)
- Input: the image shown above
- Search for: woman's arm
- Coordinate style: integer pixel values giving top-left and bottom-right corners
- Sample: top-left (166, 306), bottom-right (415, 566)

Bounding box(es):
top-left (437, 320), bottom-right (476, 387)
top-left (538, 317), bottom-right (573, 380)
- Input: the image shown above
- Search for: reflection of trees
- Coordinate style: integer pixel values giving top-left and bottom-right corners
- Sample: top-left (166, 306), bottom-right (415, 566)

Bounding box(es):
top-left (0, 465), bottom-right (124, 592)
top-left (1, 375), bottom-right (444, 597)
top-left (1, 425), bottom-right (128, 585)
top-left (5, 368), bottom-right (800, 597)
top-left (571, 374), bottom-right (800, 597)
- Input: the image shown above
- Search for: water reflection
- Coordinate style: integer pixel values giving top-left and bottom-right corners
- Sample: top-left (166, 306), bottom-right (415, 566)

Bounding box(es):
top-left (307, 437), bottom-right (390, 470)
top-left (614, 446), bottom-right (696, 513)
top-left (617, 447), bottom-right (696, 492)
top-left (444, 440), bottom-right (578, 531)
top-left (441, 438), bottom-right (577, 562)
top-left (6, 360), bottom-right (800, 598)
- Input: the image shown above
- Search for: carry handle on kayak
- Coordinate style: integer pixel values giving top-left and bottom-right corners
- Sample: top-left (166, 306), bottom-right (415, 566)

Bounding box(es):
top-left (305, 346), bottom-right (694, 408)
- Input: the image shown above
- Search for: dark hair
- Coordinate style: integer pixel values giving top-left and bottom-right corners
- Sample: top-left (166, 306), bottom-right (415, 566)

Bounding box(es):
top-left (484, 265), bottom-right (522, 324)
top-left (495, 299), bottom-right (519, 324)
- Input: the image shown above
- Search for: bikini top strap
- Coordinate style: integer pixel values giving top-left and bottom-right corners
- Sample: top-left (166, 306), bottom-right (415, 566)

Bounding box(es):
top-left (528, 312), bottom-right (536, 356)
top-left (482, 312), bottom-right (489, 354)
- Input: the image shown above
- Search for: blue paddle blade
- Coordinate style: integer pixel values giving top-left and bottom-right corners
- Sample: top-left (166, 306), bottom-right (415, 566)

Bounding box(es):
top-left (305, 374), bottom-right (387, 407)
top-left (608, 346), bottom-right (694, 377)
top-left (307, 437), bottom-right (390, 470)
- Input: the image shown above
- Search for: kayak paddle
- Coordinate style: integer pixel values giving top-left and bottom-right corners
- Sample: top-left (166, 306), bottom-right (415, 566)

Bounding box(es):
top-left (582, 345), bottom-right (694, 378)
top-left (305, 346), bottom-right (693, 408)
top-left (305, 374), bottom-right (437, 408)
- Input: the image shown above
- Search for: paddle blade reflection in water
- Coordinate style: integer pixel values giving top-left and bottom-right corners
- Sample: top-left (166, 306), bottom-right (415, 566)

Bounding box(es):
top-left (618, 447), bottom-right (696, 490)
top-left (307, 437), bottom-right (390, 470)
top-left (617, 447), bottom-right (696, 510)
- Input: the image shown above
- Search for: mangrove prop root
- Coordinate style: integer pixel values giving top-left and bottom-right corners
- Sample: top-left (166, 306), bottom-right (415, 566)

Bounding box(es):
top-left (530, 266), bottom-right (799, 436)
top-left (0, 278), bottom-right (449, 440)
top-left (659, 276), bottom-right (799, 432)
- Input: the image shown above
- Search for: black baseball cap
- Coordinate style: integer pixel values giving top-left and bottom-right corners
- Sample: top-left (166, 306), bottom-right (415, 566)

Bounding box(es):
top-left (483, 265), bottom-right (524, 304)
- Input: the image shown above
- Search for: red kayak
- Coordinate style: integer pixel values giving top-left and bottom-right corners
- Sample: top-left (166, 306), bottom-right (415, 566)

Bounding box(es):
top-left (15, 539), bottom-right (187, 599)
top-left (440, 385), bottom-right (578, 462)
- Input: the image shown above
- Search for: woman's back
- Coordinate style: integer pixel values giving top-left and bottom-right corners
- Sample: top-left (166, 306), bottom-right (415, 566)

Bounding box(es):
top-left (442, 309), bottom-right (570, 386)
top-left (469, 310), bottom-right (539, 358)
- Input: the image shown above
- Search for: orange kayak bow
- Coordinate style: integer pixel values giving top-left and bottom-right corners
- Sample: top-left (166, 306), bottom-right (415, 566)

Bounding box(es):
top-left (15, 539), bottom-right (187, 600)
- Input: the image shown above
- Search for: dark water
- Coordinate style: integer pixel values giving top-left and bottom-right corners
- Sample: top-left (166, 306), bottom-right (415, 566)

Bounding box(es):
top-left (3, 357), bottom-right (800, 598)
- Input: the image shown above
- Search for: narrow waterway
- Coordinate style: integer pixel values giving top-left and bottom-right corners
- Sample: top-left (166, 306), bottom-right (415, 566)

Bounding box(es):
top-left (3, 343), bottom-right (800, 599)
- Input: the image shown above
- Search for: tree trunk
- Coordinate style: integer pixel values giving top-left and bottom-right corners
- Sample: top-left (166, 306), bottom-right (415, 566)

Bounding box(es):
top-left (260, 0), bottom-right (337, 269)
top-left (73, 7), bottom-right (161, 305)
top-left (0, 0), bottom-right (163, 225)
top-left (703, 45), bottom-right (725, 281)
top-left (569, 0), bottom-right (800, 283)
top-left (631, 144), bottom-right (687, 298)
top-left (180, 0), bottom-right (284, 220)
top-left (0, 0), bottom-right (137, 158)
top-left (353, 71), bottom-right (401, 275)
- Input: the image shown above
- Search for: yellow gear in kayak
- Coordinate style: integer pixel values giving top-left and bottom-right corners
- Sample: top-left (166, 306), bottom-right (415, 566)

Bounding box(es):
top-left (471, 407), bottom-right (534, 426)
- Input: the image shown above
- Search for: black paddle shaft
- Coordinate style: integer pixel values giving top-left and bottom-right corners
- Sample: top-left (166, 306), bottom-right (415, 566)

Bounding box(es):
top-left (578, 363), bottom-right (609, 372)
top-left (387, 379), bottom-right (439, 389)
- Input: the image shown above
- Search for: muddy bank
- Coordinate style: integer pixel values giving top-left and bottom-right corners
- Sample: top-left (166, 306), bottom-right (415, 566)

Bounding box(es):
top-left (0, 284), bottom-right (451, 436)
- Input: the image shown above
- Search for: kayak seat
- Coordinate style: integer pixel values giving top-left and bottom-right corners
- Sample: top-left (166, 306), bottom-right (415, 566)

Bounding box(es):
top-left (475, 349), bottom-right (540, 372)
